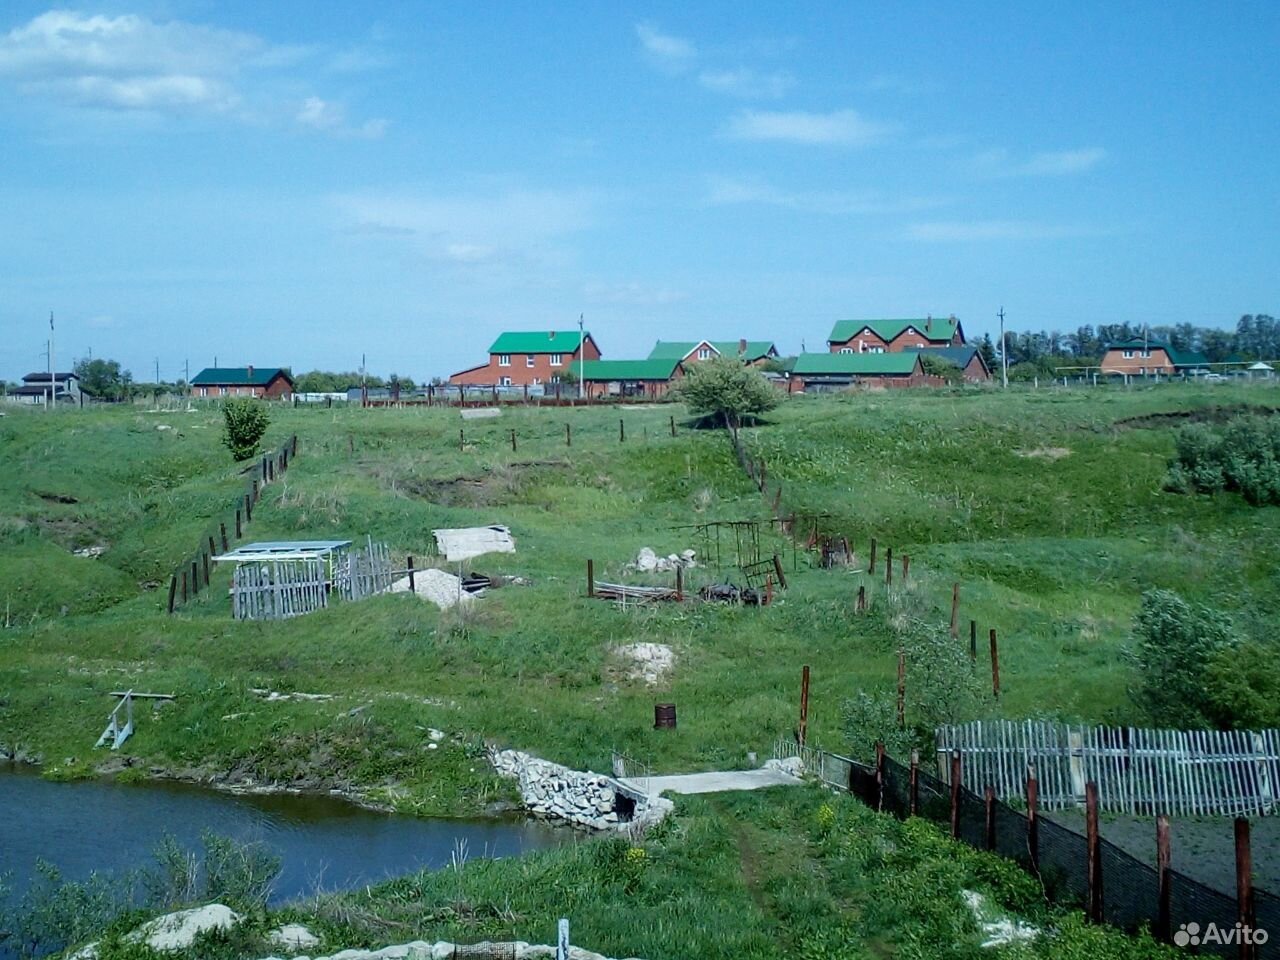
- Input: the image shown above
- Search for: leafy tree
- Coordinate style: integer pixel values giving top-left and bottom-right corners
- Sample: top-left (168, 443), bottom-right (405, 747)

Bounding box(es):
top-left (918, 354), bottom-right (963, 385)
top-left (1127, 589), bottom-right (1240, 728)
top-left (673, 356), bottom-right (778, 440)
top-left (294, 370), bottom-right (386, 393)
top-left (221, 398), bottom-right (270, 461)
top-left (977, 333), bottom-right (997, 370)
top-left (72, 358), bottom-right (129, 400)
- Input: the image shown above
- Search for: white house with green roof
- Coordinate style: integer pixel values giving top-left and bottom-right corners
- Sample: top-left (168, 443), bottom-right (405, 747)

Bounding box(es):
top-left (647, 339), bottom-right (779, 367)
top-left (449, 330), bottom-right (602, 388)
top-left (827, 316), bottom-right (965, 354)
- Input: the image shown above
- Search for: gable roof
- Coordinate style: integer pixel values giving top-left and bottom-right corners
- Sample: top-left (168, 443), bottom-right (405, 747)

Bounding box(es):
top-left (828, 317), bottom-right (960, 345)
top-left (648, 340), bottom-right (778, 362)
top-left (579, 358), bottom-right (682, 381)
top-left (792, 353), bottom-right (922, 376)
top-left (191, 367), bottom-right (293, 387)
top-left (22, 372), bottom-right (78, 382)
top-left (908, 345), bottom-right (990, 373)
top-left (489, 331), bottom-right (593, 354)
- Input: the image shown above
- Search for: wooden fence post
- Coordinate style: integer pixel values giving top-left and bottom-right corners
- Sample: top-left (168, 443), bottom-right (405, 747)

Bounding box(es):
top-left (902, 554), bottom-right (909, 581)
top-left (1156, 815), bottom-right (1171, 944)
top-left (675, 565), bottom-right (684, 602)
top-left (868, 537), bottom-right (877, 573)
top-left (670, 415), bottom-right (676, 437)
top-left (566, 423), bottom-right (571, 446)
top-left (1086, 781), bottom-right (1103, 923)
top-left (909, 749), bottom-right (920, 816)
top-left (219, 522), bottom-right (229, 553)
top-left (772, 553), bottom-right (787, 590)
top-left (857, 584), bottom-right (866, 612)
top-left (896, 650), bottom-right (906, 728)
top-left (459, 428), bottom-right (465, 451)
top-left (292, 434), bottom-right (298, 457)
top-left (208, 536), bottom-right (218, 562)
top-left (798, 664), bottom-right (810, 748)
top-left (765, 574), bottom-right (774, 605)
top-left (586, 559), bottom-right (595, 598)
top-left (772, 486), bottom-right (782, 514)
top-left (181, 569), bottom-right (189, 603)
top-left (985, 785), bottom-right (997, 850)
top-left (619, 418), bottom-right (625, 443)
top-left (969, 619), bottom-right (977, 661)
top-left (989, 629), bottom-right (1001, 698)
top-left (407, 555), bottom-right (416, 594)
top-left (510, 429), bottom-right (517, 452)
top-left (1026, 765), bottom-right (1040, 875)
top-left (235, 508), bottom-right (242, 539)
top-left (950, 583), bottom-right (960, 637)
top-left (245, 491), bottom-right (253, 521)
top-left (950, 749), bottom-right (962, 839)
top-left (1236, 818), bottom-right (1256, 959)
top-left (885, 546), bottom-right (893, 587)
top-left (252, 479), bottom-right (259, 504)
top-left (167, 576), bottom-right (177, 614)
top-left (202, 551), bottom-right (210, 587)
top-left (874, 740), bottom-right (886, 812)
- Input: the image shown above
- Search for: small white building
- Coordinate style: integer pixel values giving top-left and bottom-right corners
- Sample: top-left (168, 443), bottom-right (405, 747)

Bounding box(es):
top-left (5, 372), bottom-right (82, 405)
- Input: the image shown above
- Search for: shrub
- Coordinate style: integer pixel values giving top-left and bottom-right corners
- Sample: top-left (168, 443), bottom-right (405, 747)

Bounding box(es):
top-left (1126, 589), bottom-right (1240, 728)
top-left (673, 358), bottom-right (778, 440)
top-left (221, 398), bottom-right (270, 461)
top-left (1166, 415), bottom-right (1280, 504)
top-left (918, 354), bottom-right (964, 385)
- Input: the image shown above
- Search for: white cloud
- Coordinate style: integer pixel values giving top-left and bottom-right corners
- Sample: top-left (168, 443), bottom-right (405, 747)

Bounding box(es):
top-left (635, 22), bottom-right (696, 72)
top-left (582, 281), bottom-right (687, 306)
top-left (904, 220), bottom-right (1101, 242)
top-left (973, 147), bottom-right (1107, 177)
top-left (707, 176), bottom-right (944, 215)
top-left (698, 68), bottom-right (794, 99)
top-left (0, 10), bottom-right (264, 112)
top-left (296, 96), bottom-right (386, 138)
top-left (335, 188), bottom-right (597, 266)
top-left (723, 108), bottom-right (893, 145)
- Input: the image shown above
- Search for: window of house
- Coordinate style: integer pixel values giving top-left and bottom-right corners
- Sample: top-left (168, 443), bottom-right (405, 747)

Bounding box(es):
top-left (526, 355), bottom-right (536, 368)
top-left (697, 347), bottom-right (711, 360)
top-left (551, 375), bottom-right (561, 384)
top-left (840, 347), bottom-right (854, 355)
top-left (532, 377), bottom-right (541, 385)
top-left (498, 354), bottom-right (511, 367)
top-left (1142, 350), bottom-right (1151, 358)
top-left (499, 376), bottom-right (512, 386)
top-left (219, 387), bottom-right (227, 396)
top-left (550, 354), bottom-right (562, 366)
top-left (870, 346), bottom-right (885, 354)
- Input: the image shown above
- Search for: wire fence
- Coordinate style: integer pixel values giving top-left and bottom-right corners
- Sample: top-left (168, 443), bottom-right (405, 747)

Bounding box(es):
top-left (775, 739), bottom-right (1278, 956)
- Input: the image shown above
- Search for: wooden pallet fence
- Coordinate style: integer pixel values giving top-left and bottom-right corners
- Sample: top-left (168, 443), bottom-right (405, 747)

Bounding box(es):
top-left (937, 720), bottom-right (1280, 817)
top-left (232, 559), bottom-right (327, 621)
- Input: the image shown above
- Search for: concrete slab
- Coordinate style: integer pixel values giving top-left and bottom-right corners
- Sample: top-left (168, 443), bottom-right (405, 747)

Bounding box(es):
top-left (623, 768), bottom-right (803, 796)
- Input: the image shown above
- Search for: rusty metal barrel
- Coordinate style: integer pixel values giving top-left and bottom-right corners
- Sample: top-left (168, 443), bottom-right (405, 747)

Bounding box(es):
top-left (654, 703), bottom-right (677, 729)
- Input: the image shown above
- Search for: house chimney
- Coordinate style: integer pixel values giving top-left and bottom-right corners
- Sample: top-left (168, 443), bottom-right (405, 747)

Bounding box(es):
top-left (926, 315), bottom-right (933, 333)
top-left (739, 338), bottom-right (747, 355)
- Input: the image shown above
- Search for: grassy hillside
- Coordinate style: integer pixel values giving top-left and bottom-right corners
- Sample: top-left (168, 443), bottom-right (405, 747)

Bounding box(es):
top-left (1, 384), bottom-right (1277, 806)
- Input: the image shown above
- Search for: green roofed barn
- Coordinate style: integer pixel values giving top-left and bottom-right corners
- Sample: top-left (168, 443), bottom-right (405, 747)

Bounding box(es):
top-left (190, 366), bottom-right (294, 399)
top-left (580, 357), bottom-right (685, 399)
top-left (790, 352), bottom-right (928, 392)
top-left (450, 330), bottom-right (602, 388)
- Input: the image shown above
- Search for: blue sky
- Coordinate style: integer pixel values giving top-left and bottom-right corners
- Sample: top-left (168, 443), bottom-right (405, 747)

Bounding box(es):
top-left (0, 1), bottom-right (1277, 381)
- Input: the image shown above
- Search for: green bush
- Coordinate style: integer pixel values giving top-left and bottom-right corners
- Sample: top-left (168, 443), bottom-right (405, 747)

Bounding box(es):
top-left (1126, 589), bottom-right (1240, 728)
top-left (673, 358), bottom-right (778, 439)
top-left (221, 398), bottom-right (270, 461)
top-left (1166, 415), bottom-right (1280, 504)
top-left (918, 354), bottom-right (964, 385)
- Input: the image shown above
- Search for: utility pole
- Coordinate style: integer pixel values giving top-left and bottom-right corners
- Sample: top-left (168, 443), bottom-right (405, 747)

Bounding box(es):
top-left (998, 306), bottom-right (1008, 389)
top-left (48, 311), bottom-right (55, 412)
top-left (154, 357), bottom-right (160, 385)
top-left (184, 359), bottom-right (190, 396)
top-left (577, 314), bottom-right (585, 401)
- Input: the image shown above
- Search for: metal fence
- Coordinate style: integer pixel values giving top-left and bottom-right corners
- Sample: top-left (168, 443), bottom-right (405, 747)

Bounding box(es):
top-left (776, 740), bottom-right (1279, 957)
top-left (937, 720), bottom-right (1280, 817)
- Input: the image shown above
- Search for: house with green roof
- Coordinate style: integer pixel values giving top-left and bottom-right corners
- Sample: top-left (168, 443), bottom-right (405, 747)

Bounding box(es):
top-left (789, 352), bottom-right (928, 392)
top-left (449, 330), bottom-right (602, 388)
top-left (191, 366), bottom-right (294, 399)
top-left (647, 339), bottom-right (779, 367)
top-left (580, 357), bottom-right (686, 399)
top-left (827, 316), bottom-right (965, 354)
top-left (1099, 338), bottom-right (1209, 377)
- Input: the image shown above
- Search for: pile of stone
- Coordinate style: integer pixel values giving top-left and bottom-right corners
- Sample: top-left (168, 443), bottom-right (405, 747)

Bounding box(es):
top-left (627, 547), bottom-right (697, 573)
top-left (388, 567), bottom-right (475, 610)
top-left (489, 749), bottom-right (671, 832)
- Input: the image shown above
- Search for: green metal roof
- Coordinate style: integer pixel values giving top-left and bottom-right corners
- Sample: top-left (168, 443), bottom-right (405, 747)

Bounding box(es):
top-left (828, 318), bottom-right (960, 345)
top-left (647, 340), bottom-right (777, 362)
top-left (191, 367), bottom-right (291, 386)
top-left (579, 358), bottom-right (682, 381)
top-left (792, 353), bottom-right (922, 376)
top-left (489, 331), bottom-right (591, 354)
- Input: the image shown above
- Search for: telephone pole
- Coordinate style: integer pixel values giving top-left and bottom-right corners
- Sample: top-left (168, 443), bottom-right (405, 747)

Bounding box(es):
top-left (48, 311), bottom-right (55, 412)
top-left (998, 306), bottom-right (1008, 389)
top-left (577, 314), bottom-right (585, 401)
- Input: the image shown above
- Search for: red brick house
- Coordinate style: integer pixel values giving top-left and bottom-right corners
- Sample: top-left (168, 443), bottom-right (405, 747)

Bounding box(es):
top-left (191, 367), bottom-right (294, 399)
top-left (647, 339), bottom-right (779, 368)
top-left (828, 317), bottom-right (965, 354)
top-left (909, 346), bottom-right (992, 382)
top-left (1098, 338), bottom-right (1209, 377)
top-left (449, 331), bottom-right (601, 387)
top-left (789, 352), bottom-right (932, 391)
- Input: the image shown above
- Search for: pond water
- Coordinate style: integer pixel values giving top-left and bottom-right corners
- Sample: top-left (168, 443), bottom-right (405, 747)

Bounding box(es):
top-left (0, 764), bottom-right (566, 903)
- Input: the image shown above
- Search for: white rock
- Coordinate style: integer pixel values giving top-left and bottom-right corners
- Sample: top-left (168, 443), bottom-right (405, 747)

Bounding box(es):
top-left (635, 547), bottom-right (660, 571)
top-left (765, 756), bottom-right (804, 777)
top-left (428, 728), bottom-right (445, 741)
top-left (963, 890), bottom-right (1039, 948)
top-left (388, 568), bottom-right (474, 610)
top-left (614, 642), bottom-right (675, 686)
top-left (133, 904), bottom-right (241, 951)
top-left (269, 924), bottom-right (321, 952)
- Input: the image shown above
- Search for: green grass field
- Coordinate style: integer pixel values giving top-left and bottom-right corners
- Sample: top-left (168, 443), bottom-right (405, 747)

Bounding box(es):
top-left (2, 384), bottom-right (1278, 801)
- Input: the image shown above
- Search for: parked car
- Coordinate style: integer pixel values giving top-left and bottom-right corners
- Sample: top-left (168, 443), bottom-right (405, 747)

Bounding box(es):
top-left (1202, 373), bottom-right (1226, 382)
